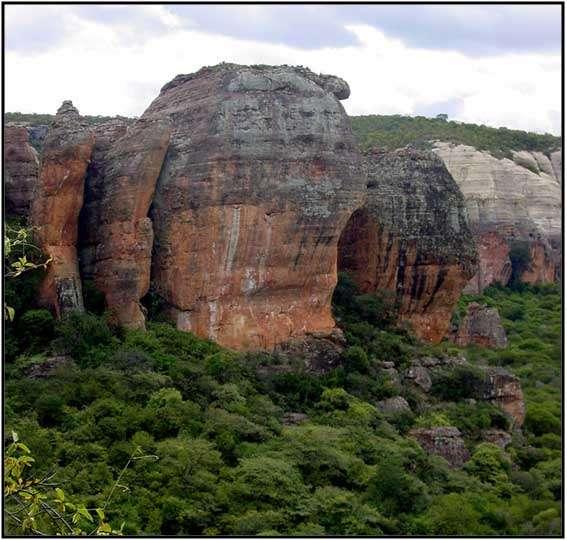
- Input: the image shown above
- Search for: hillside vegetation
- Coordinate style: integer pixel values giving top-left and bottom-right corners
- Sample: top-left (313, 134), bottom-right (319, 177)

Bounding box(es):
top-left (4, 225), bottom-right (561, 536)
top-left (350, 115), bottom-right (561, 158)
top-left (5, 112), bottom-right (132, 127)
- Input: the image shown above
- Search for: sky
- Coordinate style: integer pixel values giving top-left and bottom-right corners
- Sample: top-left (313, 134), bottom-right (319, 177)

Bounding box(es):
top-left (4, 4), bottom-right (562, 134)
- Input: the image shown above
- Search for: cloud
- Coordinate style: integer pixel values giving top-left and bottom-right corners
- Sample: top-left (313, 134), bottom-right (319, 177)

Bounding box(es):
top-left (4, 12), bottom-right (561, 135)
top-left (5, 4), bottom-right (560, 56)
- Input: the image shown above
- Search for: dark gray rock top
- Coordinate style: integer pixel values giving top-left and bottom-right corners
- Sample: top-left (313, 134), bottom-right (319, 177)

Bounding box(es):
top-left (363, 146), bottom-right (478, 270)
top-left (159, 63), bottom-right (350, 100)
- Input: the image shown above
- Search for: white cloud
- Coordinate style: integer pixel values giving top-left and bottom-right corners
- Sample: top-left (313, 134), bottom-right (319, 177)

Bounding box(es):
top-left (5, 18), bottom-right (561, 134)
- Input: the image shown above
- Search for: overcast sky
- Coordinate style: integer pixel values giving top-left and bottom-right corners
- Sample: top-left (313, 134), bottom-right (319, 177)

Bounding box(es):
top-left (5, 4), bottom-right (562, 134)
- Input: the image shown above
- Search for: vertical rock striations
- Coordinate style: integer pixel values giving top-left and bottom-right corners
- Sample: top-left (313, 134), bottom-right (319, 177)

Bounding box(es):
top-left (4, 126), bottom-right (40, 217)
top-left (338, 148), bottom-right (477, 342)
top-left (78, 119), bottom-right (132, 279)
top-left (30, 101), bottom-right (95, 317)
top-left (93, 118), bottom-right (171, 329)
top-left (433, 142), bottom-right (561, 291)
top-left (130, 64), bottom-right (364, 349)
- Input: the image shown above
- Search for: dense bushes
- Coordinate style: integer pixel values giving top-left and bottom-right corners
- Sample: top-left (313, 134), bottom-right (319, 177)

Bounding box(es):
top-left (350, 114), bottom-right (560, 158)
top-left (3, 268), bottom-right (561, 534)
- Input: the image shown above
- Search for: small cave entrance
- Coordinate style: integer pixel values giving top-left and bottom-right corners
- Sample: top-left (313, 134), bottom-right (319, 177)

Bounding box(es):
top-left (336, 207), bottom-right (380, 294)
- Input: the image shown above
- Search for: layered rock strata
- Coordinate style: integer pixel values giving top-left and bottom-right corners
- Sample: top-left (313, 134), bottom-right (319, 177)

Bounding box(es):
top-left (113, 63), bottom-right (365, 349)
top-left (433, 142), bottom-right (561, 292)
top-left (338, 148), bottom-right (478, 342)
top-left (30, 101), bottom-right (95, 316)
top-left (4, 126), bottom-right (40, 217)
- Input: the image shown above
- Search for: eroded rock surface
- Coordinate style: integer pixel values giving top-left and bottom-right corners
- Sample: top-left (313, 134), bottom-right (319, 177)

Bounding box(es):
top-left (479, 367), bottom-right (525, 427)
top-left (78, 119), bottom-right (132, 278)
top-left (30, 101), bottom-right (95, 317)
top-left (94, 118), bottom-right (171, 329)
top-left (338, 148), bottom-right (477, 342)
top-left (4, 126), bottom-right (40, 217)
top-left (136, 64), bottom-right (364, 349)
top-left (453, 302), bottom-right (508, 349)
top-left (433, 142), bottom-right (561, 290)
top-left (409, 427), bottom-right (470, 468)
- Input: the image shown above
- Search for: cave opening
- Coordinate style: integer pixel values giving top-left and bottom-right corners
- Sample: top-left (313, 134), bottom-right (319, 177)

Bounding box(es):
top-left (336, 207), bottom-right (380, 295)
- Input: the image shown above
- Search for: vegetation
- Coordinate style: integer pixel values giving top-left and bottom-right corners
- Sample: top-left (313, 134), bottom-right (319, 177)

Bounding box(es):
top-left (350, 114), bottom-right (561, 159)
top-left (3, 232), bottom-right (561, 534)
top-left (5, 112), bottom-right (134, 128)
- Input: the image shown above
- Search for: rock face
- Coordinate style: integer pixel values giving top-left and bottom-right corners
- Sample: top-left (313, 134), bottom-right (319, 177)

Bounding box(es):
top-left (433, 142), bottom-right (561, 291)
top-left (453, 302), bottom-right (508, 349)
top-left (338, 148), bottom-right (477, 342)
top-left (78, 119), bottom-right (132, 279)
top-left (30, 101), bottom-right (95, 317)
top-left (409, 427), bottom-right (470, 468)
top-left (4, 126), bottom-right (40, 217)
top-left (94, 118), bottom-right (171, 328)
top-left (124, 63), bottom-right (365, 349)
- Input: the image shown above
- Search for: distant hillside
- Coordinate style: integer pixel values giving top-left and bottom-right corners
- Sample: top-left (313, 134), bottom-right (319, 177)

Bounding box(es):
top-left (350, 114), bottom-right (561, 159)
top-left (4, 112), bottom-right (134, 127)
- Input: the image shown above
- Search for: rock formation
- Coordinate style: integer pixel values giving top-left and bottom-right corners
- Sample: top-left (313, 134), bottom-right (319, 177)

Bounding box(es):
top-left (93, 118), bottom-right (171, 328)
top-left (409, 426), bottom-right (470, 468)
top-left (4, 126), bottom-right (40, 217)
top-left (453, 302), bottom-right (508, 349)
top-left (30, 101), bottom-right (95, 317)
top-left (78, 119), bottom-right (132, 278)
top-left (433, 142), bottom-right (561, 292)
top-left (106, 63), bottom-right (364, 349)
top-left (338, 147), bottom-right (478, 342)
top-left (480, 367), bottom-right (525, 427)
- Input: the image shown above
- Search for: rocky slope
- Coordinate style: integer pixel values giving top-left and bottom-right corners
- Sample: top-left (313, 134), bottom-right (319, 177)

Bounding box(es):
top-left (433, 142), bottom-right (561, 293)
top-left (338, 147), bottom-right (477, 342)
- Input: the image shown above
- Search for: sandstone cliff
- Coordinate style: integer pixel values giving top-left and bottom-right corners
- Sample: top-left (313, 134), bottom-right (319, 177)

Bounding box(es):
top-left (30, 101), bottom-right (95, 316)
top-left (119, 63), bottom-right (365, 349)
top-left (4, 126), bottom-right (40, 217)
top-left (338, 148), bottom-right (477, 342)
top-left (433, 142), bottom-right (561, 292)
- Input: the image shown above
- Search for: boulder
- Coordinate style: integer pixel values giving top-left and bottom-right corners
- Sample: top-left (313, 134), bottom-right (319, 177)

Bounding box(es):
top-left (453, 302), bottom-right (508, 348)
top-left (479, 367), bottom-right (525, 427)
top-left (409, 426), bottom-right (470, 468)
top-left (377, 396), bottom-right (411, 415)
top-left (4, 126), bottom-right (40, 217)
top-left (30, 101), bottom-right (95, 317)
top-left (25, 355), bottom-right (74, 379)
top-left (481, 429), bottom-right (512, 449)
top-left (405, 362), bottom-right (432, 392)
top-left (338, 147), bottom-right (477, 342)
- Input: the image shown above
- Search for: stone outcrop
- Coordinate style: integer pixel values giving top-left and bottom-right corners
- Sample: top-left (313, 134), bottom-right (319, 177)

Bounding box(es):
top-left (479, 367), bottom-right (525, 427)
top-left (93, 118), bottom-right (171, 329)
top-left (453, 302), bottom-right (508, 349)
top-left (481, 429), bottom-right (512, 449)
top-left (409, 427), bottom-right (470, 468)
top-left (30, 101), bottom-right (95, 317)
top-left (78, 119), bottom-right (132, 278)
top-left (4, 126), bottom-right (40, 217)
top-left (377, 396), bottom-right (411, 415)
top-left (338, 147), bottom-right (478, 342)
top-left (433, 142), bottom-right (561, 291)
top-left (118, 63), bottom-right (364, 349)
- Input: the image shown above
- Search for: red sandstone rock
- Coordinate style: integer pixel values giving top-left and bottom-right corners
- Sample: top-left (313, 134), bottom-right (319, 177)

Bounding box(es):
top-left (339, 148), bottom-right (478, 343)
top-left (94, 118), bottom-right (171, 329)
top-left (453, 302), bottom-right (508, 349)
top-left (409, 427), bottom-right (470, 468)
top-left (134, 64), bottom-right (364, 349)
top-left (30, 101), bottom-right (95, 317)
top-left (521, 241), bottom-right (556, 285)
top-left (464, 232), bottom-right (511, 294)
top-left (4, 126), bottom-right (39, 217)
